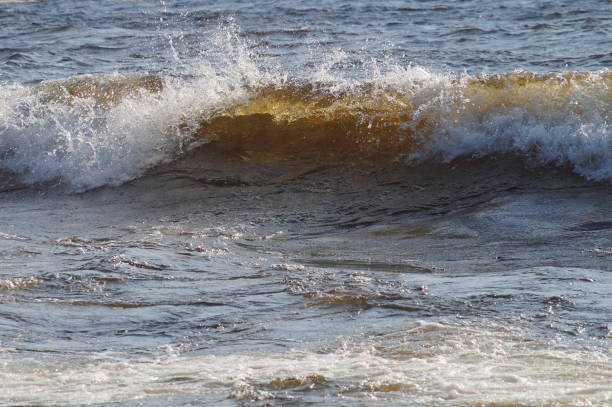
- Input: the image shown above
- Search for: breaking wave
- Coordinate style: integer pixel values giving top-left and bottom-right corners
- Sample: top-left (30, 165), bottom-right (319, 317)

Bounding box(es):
top-left (0, 32), bottom-right (610, 191)
top-left (195, 70), bottom-right (611, 174)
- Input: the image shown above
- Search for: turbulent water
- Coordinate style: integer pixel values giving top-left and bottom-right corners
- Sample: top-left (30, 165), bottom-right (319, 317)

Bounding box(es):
top-left (1, 1), bottom-right (611, 406)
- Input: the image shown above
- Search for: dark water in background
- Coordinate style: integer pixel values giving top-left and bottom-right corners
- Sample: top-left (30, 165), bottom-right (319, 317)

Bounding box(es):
top-left (0, 1), bottom-right (611, 406)
top-left (2, 0), bottom-right (611, 84)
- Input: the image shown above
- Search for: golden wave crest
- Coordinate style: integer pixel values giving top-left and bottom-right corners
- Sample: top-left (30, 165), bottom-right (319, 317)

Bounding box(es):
top-left (195, 84), bottom-right (420, 163)
top-left (195, 70), bottom-right (611, 163)
top-left (33, 70), bottom-right (611, 164)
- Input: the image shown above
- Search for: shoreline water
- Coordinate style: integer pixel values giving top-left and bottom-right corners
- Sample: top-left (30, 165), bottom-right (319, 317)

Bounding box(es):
top-left (1, 1), bottom-right (610, 405)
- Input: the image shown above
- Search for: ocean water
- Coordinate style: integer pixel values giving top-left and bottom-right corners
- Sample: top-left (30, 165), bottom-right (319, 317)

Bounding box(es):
top-left (0, 0), bottom-right (611, 406)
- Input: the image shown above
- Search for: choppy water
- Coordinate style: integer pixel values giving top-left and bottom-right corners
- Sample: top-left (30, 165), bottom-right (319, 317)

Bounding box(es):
top-left (0, 1), bottom-right (611, 406)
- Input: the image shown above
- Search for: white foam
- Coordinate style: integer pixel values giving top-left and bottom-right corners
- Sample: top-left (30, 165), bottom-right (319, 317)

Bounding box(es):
top-left (399, 69), bottom-right (612, 181)
top-left (0, 25), bottom-right (271, 191)
top-left (0, 320), bottom-right (609, 405)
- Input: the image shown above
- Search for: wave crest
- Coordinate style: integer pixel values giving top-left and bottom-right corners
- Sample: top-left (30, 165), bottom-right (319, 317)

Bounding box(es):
top-left (0, 66), bottom-right (610, 191)
top-left (192, 70), bottom-right (611, 180)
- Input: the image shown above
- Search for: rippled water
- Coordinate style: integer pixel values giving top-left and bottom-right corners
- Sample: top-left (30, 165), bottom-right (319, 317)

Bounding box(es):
top-left (2, 0), bottom-right (611, 84)
top-left (0, 1), bottom-right (611, 406)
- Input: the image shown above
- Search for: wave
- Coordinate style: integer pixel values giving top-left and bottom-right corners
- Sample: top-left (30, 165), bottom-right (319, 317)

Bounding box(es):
top-left (194, 70), bottom-right (611, 171)
top-left (0, 63), bottom-right (610, 190)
